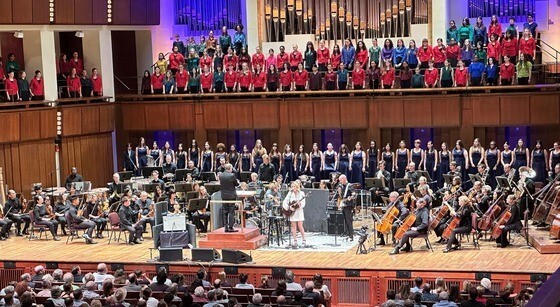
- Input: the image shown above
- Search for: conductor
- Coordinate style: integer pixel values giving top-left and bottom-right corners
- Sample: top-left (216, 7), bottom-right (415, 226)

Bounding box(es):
top-left (219, 164), bottom-right (238, 232)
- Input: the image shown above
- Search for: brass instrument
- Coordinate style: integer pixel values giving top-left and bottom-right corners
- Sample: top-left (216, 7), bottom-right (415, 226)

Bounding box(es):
top-left (513, 167), bottom-right (536, 199)
top-left (481, 168), bottom-right (489, 183)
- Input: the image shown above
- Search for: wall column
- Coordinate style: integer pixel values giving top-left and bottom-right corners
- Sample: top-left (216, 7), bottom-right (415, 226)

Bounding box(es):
top-left (83, 28), bottom-right (115, 100)
top-left (245, 0), bottom-right (259, 50)
top-left (22, 28), bottom-right (58, 101)
top-left (431, 0), bottom-right (448, 45)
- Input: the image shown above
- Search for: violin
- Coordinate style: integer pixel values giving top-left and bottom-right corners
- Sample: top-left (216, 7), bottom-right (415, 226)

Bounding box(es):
top-left (376, 202), bottom-right (400, 234)
top-left (491, 206), bottom-right (513, 239)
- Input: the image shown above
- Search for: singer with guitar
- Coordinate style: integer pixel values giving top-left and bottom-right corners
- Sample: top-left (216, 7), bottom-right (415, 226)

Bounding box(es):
top-left (282, 181), bottom-right (307, 248)
top-left (335, 175), bottom-right (356, 241)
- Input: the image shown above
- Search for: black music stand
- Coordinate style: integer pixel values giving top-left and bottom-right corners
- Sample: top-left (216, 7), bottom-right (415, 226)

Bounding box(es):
top-left (185, 191), bottom-right (199, 202)
top-left (142, 167), bottom-right (164, 178)
top-left (496, 176), bottom-right (511, 190)
top-left (443, 174), bottom-right (454, 186)
top-left (204, 184), bottom-right (221, 195)
top-left (468, 174), bottom-right (483, 185)
top-left (364, 178), bottom-right (376, 190)
top-left (174, 183), bottom-right (193, 193)
top-left (239, 172), bottom-right (252, 183)
top-left (417, 170), bottom-right (431, 182)
top-left (201, 172), bottom-right (217, 182)
top-left (143, 184), bottom-right (159, 195)
top-left (393, 179), bottom-right (411, 191)
top-left (117, 171), bottom-right (134, 181)
top-left (187, 198), bottom-right (208, 213)
top-left (116, 183), bottom-right (133, 194)
top-left (174, 169), bottom-right (191, 182)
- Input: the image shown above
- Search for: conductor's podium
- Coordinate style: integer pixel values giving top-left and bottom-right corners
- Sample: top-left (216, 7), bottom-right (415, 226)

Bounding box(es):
top-left (198, 227), bottom-right (268, 250)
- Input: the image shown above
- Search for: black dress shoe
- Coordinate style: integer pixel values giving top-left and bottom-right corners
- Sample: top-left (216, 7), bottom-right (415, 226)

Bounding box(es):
top-left (377, 240), bottom-right (386, 246)
top-left (400, 245), bottom-right (411, 252)
top-left (443, 248), bottom-right (451, 253)
top-left (86, 239), bottom-right (98, 244)
top-left (229, 229), bottom-right (239, 232)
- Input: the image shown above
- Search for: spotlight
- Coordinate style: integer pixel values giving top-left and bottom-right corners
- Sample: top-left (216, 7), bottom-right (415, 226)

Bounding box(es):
top-left (13, 31), bottom-right (23, 39)
top-left (75, 31), bottom-right (84, 38)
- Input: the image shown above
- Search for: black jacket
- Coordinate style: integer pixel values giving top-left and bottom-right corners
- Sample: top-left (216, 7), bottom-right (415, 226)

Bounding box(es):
top-left (219, 172), bottom-right (238, 200)
top-left (258, 163), bottom-right (276, 182)
top-left (68, 205), bottom-right (85, 224)
top-left (118, 205), bottom-right (135, 227)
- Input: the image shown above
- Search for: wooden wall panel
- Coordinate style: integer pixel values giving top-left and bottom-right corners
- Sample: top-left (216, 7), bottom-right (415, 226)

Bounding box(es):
top-left (227, 103), bottom-right (253, 129)
top-left (377, 99), bottom-right (404, 128)
top-left (403, 99), bottom-right (432, 127)
top-left (62, 107), bottom-right (82, 136)
top-left (113, 0), bottom-right (131, 25)
top-left (92, 0), bottom-right (107, 24)
top-left (530, 94), bottom-right (560, 125)
top-left (121, 104), bottom-right (146, 130)
top-left (500, 95), bottom-right (530, 125)
top-left (40, 109), bottom-right (57, 139)
top-left (341, 99), bottom-right (367, 129)
top-left (99, 104), bottom-right (115, 133)
top-left (0, 32), bottom-right (25, 70)
top-left (146, 0), bottom-right (160, 25)
top-left (144, 105), bottom-right (170, 130)
top-left (0, 113), bottom-right (20, 143)
top-left (252, 102), bottom-right (279, 129)
top-left (203, 103), bottom-right (228, 130)
top-left (74, 0), bottom-right (93, 24)
top-left (12, 0), bottom-right (33, 24)
top-left (432, 96), bottom-right (460, 127)
top-left (32, 0), bottom-right (49, 24)
top-left (81, 106), bottom-right (100, 134)
top-left (55, 0), bottom-right (75, 24)
top-left (471, 97), bottom-right (500, 126)
top-left (0, 0), bottom-right (13, 24)
top-left (20, 111), bottom-right (41, 141)
top-left (168, 104), bottom-right (195, 130)
top-left (288, 101), bottom-right (313, 128)
top-left (313, 100), bottom-right (340, 128)
top-left (130, 0), bottom-right (148, 25)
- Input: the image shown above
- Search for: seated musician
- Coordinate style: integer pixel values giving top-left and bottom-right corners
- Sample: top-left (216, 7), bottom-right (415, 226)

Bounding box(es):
top-left (466, 181), bottom-right (483, 207)
top-left (4, 190), bottom-right (31, 236)
top-left (32, 184), bottom-right (45, 198)
top-left (33, 195), bottom-right (61, 241)
top-left (496, 194), bottom-right (522, 248)
top-left (378, 191), bottom-right (408, 246)
top-left (518, 172), bottom-right (536, 218)
top-left (444, 162), bottom-right (461, 188)
top-left (85, 194), bottom-right (108, 239)
top-left (248, 173), bottom-right (261, 189)
top-left (135, 192), bottom-right (154, 233)
top-left (390, 198), bottom-right (430, 254)
top-left (154, 185), bottom-right (166, 202)
top-left (476, 164), bottom-right (490, 186)
top-left (65, 167), bottom-right (84, 186)
top-left (404, 162), bottom-right (419, 185)
top-left (186, 160), bottom-right (201, 180)
top-left (371, 161), bottom-right (391, 202)
top-left (549, 163), bottom-right (560, 183)
top-left (66, 196), bottom-right (97, 244)
top-left (216, 157), bottom-right (227, 173)
top-left (162, 155), bottom-right (177, 181)
top-left (335, 175), bottom-right (356, 241)
top-left (53, 194), bottom-right (69, 235)
top-left (275, 174), bottom-right (288, 190)
top-left (0, 206), bottom-right (13, 240)
top-left (477, 185), bottom-right (493, 214)
top-left (118, 196), bottom-right (143, 245)
top-left (417, 185), bottom-right (433, 209)
top-left (258, 155), bottom-right (276, 183)
top-left (166, 190), bottom-right (181, 214)
top-left (443, 195), bottom-right (472, 253)
top-left (150, 170), bottom-right (164, 185)
top-left (503, 163), bottom-right (518, 182)
top-left (192, 186), bottom-right (211, 233)
top-left (108, 173), bottom-right (122, 205)
top-left (264, 183), bottom-right (281, 215)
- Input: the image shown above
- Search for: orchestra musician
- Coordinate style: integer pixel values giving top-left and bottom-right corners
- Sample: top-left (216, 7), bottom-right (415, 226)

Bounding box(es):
top-left (417, 185), bottom-right (433, 209)
top-left (476, 164), bottom-right (490, 186)
top-left (135, 192), bottom-right (155, 233)
top-left (503, 163), bottom-right (518, 182)
top-left (216, 157), bottom-right (227, 173)
top-left (166, 190), bottom-right (181, 214)
top-left (53, 194), bottom-right (69, 235)
top-left (108, 173), bottom-right (122, 205)
top-left (32, 195), bottom-right (61, 241)
top-left (443, 195), bottom-right (472, 253)
top-left (192, 186), bottom-right (211, 233)
top-left (390, 198), bottom-right (429, 254)
top-left (283, 181), bottom-right (307, 247)
top-left (219, 164), bottom-right (238, 232)
top-left (0, 205), bottom-right (13, 240)
top-left (85, 194), bottom-right (108, 239)
top-left (118, 196), bottom-right (144, 245)
top-left (371, 161), bottom-right (391, 204)
top-left (378, 191), bottom-right (409, 246)
top-left (477, 185), bottom-right (493, 214)
top-left (185, 160), bottom-right (201, 180)
top-left (264, 183), bottom-right (281, 215)
top-left (65, 167), bottom-right (84, 187)
top-left (496, 194), bottom-right (522, 248)
top-left (247, 173), bottom-right (261, 189)
top-left (4, 190), bottom-right (31, 236)
top-left (67, 196), bottom-right (97, 244)
top-left (162, 155), bottom-right (177, 180)
top-left (258, 155), bottom-right (276, 183)
top-left (335, 175), bottom-right (355, 241)
top-left (549, 163), bottom-right (560, 183)
top-left (404, 162), bottom-right (420, 185)
top-left (517, 172), bottom-right (536, 218)
top-left (150, 170), bottom-right (164, 185)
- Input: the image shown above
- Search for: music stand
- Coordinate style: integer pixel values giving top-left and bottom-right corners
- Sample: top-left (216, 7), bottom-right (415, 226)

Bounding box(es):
top-left (239, 171), bottom-right (252, 183)
top-left (174, 183), bottom-right (193, 193)
top-left (186, 191), bottom-right (199, 202)
top-left (417, 171), bottom-right (431, 182)
top-left (117, 171), bottom-right (134, 181)
top-left (468, 174), bottom-right (483, 185)
top-left (204, 184), bottom-right (221, 195)
top-left (142, 167), bottom-right (164, 178)
top-left (496, 176), bottom-right (511, 190)
top-left (116, 183), bottom-right (133, 194)
top-left (174, 169), bottom-right (190, 182)
top-left (143, 184), bottom-right (159, 195)
top-left (201, 172), bottom-right (217, 182)
top-left (187, 198), bottom-right (208, 212)
top-left (393, 179), bottom-right (411, 191)
top-left (365, 178), bottom-right (376, 189)
top-left (443, 174), bottom-right (454, 186)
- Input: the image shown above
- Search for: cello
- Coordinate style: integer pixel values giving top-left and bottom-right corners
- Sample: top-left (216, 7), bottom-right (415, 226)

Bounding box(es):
top-left (491, 206), bottom-right (512, 239)
top-left (429, 202), bottom-right (453, 230)
top-left (550, 214), bottom-right (560, 240)
top-left (376, 202), bottom-right (400, 234)
top-left (394, 210), bottom-right (416, 240)
top-left (477, 193), bottom-right (505, 231)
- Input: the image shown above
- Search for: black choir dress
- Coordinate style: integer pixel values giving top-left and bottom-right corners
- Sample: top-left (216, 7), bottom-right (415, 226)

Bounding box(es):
top-left (396, 149), bottom-right (408, 178)
top-left (241, 153), bottom-right (251, 172)
top-left (470, 149), bottom-right (482, 174)
top-left (438, 151), bottom-right (450, 188)
top-left (295, 154), bottom-right (307, 176)
top-left (452, 148), bottom-right (467, 181)
top-left (486, 149), bottom-right (499, 188)
top-left (201, 151), bottom-right (213, 172)
top-left (382, 152), bottom-right (394, 175)
top-left (338, 153), bottom-right (350, 178)
top-left (270, 154), bottom-right (281, 174)
top-left (552, 151), bottom-right (560, 170)
top-left (350, 151), bottom-right (364, 184)
top-left (137, 146), bottom-right (148, 168)
top-left (411, 149), bottom-right (423, 170)
top-left (150, 149), bottom-right (161, 166)
top-left (425, 150), bottom-right (436, 182)
top-left (310, 152), bottom-right (322, 182)
top-left (176, 151), bottom-right (186, 169)
top-left (189, 149), bottom-right (199, 168)
top-left (253, 151), bottom-right (264, 172)
top-left (283, 153), bottom-right (295, 182)
top-left (502, 151), bottom-right (513, 170)
top-left (368, 148), bottom-right (378, 177)
top-left (323, 151), bottom-right (336, 180)
top-left (532, 150), bottom-right (547, 183)
top-left (514, 149), bottom-right (528, 170)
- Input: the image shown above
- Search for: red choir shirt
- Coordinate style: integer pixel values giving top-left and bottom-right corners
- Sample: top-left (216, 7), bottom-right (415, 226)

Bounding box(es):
top-left (424, 68), bottom-right (439, 86)
top-left (499, 63), bottom-right (515, 80)
top-left (276, 52), bottom-right (289, 68)
top-left (151, 73), bottom-right (164, 89)
top-left (0, 66), bottom-right (6, 80)
top-left (293, 70), bottom-right (308, 86)
top-left (252, 53), bottom-right (265, 69)
top-left (238, 71), bottom-right (253, 88)
top-left (330, 53), bottom-right (341, 68)
top-left (175, 70), bottom-right (189, 88)
top-left (289, 51), bottom-right (303, 67)
top-left (317, 48), bottom-right (330, 65)
top-left (224, 71), bottom-right (238, 87)
top-left (381, 68), bottom-right (395, 85)
top-left (200, 72), bottom-right (213, 89)
top-left (519, 37), bottom-right (536, 57)
top-left (169, 52), bottom-right (185, 70)
top-left (352, 69), bottom-right (366, 85)
top-left (433, 46), bottom-right (446, 64)
top-left (487, 42), bottom-right (501, 60)
top-left (417, 46), bottom-right (433, 62)
top-left (66, 76), bottom-right (81, 91)
top-left (265, 56), bottom-right (276, 71)
top-left (454, 68), bottom-right (468, 85)
top-left (324, 71), bottom-right (336, 82)
top-left (223, 55), bottom-right (239, 70)
top-left (501, 38), bottom-right (518, 57)
top-left (58, 60), bottom-right (72, 75)
top-left (446, 45), bottom-right (460, 60)
top-left (91, 76), bottom-right (103, 92)
top-left (5, 78), bottom-right (18, 95)
top-left (355, 50), bottom-right (369, 67)
top-left (70, 58), bottom-right (84, 73)
top-left (488, 24), bottom-right (502, 39)
top-left (29, 78), bottom-right (44, 96)
top-left (253, 71), bottom-right (266, 88)
top-left (200, 56), bottom-right (213, 69)
top-left (280, 70), bottom-right (293, 87)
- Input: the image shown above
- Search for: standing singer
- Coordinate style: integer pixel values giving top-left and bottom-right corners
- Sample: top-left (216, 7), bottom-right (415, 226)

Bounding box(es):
top-left (283, 181), bottom-right (306, 248)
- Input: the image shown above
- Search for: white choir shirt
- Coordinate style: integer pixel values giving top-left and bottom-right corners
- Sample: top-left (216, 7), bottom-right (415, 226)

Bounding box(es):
top-left (282, 189), bottom-right (306, 221)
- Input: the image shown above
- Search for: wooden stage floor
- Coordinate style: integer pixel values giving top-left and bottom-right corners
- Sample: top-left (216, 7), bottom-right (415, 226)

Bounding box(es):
top-left (1, 229), bottom-right (559, 274)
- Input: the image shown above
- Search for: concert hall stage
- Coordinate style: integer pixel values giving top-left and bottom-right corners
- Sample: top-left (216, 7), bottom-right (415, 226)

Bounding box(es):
top-left (523, 224), bottom-right (560, 254)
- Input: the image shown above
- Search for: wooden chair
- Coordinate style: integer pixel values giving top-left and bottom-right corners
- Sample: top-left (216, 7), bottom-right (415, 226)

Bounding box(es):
top-left (107, 212), bottom-right (128, 244)
top-left (231, 287), bottom-right (256, 295)
top-left (255, 288), bottom-right (274, 296)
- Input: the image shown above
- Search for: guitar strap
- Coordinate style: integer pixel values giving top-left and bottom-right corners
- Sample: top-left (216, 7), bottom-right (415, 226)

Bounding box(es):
top-left (343, 183), bottom-right (349, 199)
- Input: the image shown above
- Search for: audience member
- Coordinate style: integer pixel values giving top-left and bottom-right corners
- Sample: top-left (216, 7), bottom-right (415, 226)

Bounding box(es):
top-left (433, 291), bottom-right (458, 307)
top-left (285, 271), bottom-right (302, 292)
top-left (234, 273), bottom-right (254, 290)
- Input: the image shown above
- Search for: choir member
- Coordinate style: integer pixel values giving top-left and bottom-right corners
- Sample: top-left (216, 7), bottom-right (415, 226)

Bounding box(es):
top-left (468, 55), bottom-right (485, 86)
top-left (342, 39), bottom-right (356, 71)
top-left (163, 71), bottom-right (176, 94)
top-left (17, 70), bottom-right (30, 101)
top-left (280, 62), bottom-right (293, 91)
top-left (282, 144), bottom-right (295, 183)
top-left (308, 65), bottom-right (322, 91)
top-left (330, 44), bottom-right (341, 69)
top-left (141, 70), bottom-right (151, 94)
top-left (136, 137), bottom-right (149, 169)
top-left (469, 138), bottom-right (485, 174)
top-left (213, 65), bottom-right (225, 93)
top-left (293, 63), bottom-right (308, 91)
top-left (276, 45), bottom-right (289, 69)
top-left (411, 67), bottom-right (424, 88)
top-left (224, 64), bottom-right (238, 92)
top-left (124, 143), bottom-right (137, 172)
top-left (91, 68), bottom-right (103, 96)
top-left (253, 64), bottom-right (266, 92)
top-left (66, 68), bottom-right (81, 98)
top-left (238, 63), bottom-right (253, 92)
top-left (295, 145), bottom-right (309, 177)
top-left (356, 41), bottom-right (369, 69)
top-left (317, 40), bottom-right (330, 72)
top-left (352, 62), bottom-right (366, 90)
top-left (200, 66), bottom-right (213, 93)
top-left (400, 61), bottom-right (413, 88)
top-left (417, 38), bottom-right (433, 70)
top-left (267, 64), bottom-right (279, 92)
top-left (424, 60), bottom-right (439, 88)
top-left (446, 38), bottom-right (460, 67)
top-left (485, 57), bottom-right (499, 85)
top-left (70, 51), bottom-right (84, 73)
top-left (514, 139), bottom-right (530, 170)
top-left (29, 70), bottom-right (44, 100)
top-left (502, 30), bottom-right (518, 64)
top-left (411, 140), bottom-right (424, 170)
top-left (265, 48), bottom-right (276, 71)
top-left (188, 68), bottom-right (200, 94)
top-left (175, 64), bottom-right (189, 93)
top-left (381, 39), bottom-right (394, 64)
top-left (336, 63), bottom-right (349, 90)
top-left (454, 60), bottom-right (468, 87)
top-left (433, 38), bottom-right (446, 69)
top-left (150, 67), bottom-right (164, 94)
top-left (349, 142), bottom-right (366, 185)
top-left (519, 28), bottom-right (536, 62)
top-left (223, 48), bottom-right (238, 71)
top-left (369, 38), bottom-right (381, 66)
top-left (516, 55), bottom-right (532, 85)
top-left (381, 61), bottom-right (395, 89)
top-left (201, 142), bottom-right (214, 172)
top-left (395, 141), bottom-right (410, 178)
top-left (219, 26), bottom-right (232, 55)
top-left (303, 42), bottom-right (317, 72)
top-left (452, 140), bottom-right (469, 181)
top-left (484, 141), bottom-right (501, 186)
top-left (530, 140), bottom-right (548, 183)
top-left (169, 46), bottom-right (185, 75)
top-left (338, 144), bottom-right (351, 178)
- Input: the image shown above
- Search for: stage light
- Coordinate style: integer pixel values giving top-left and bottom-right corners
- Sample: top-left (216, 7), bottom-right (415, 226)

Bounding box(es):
top-left (13, 31), bottom-right (23, 39)
top-left (75, 31), bottom-right (84, 38)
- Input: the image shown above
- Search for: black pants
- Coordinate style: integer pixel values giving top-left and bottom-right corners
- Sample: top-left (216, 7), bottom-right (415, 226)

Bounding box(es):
top-left (338, 81), bottom-right (347, 90)
top-left (518, 77), bottom-right (529, 85)
top-left (254, 87), bottom-right (264, 92)
top-left (502, 79), bottom-right (512, 85)
top-left (446, 226), bottom-right (471, 249)
top-left (449, 58), bottom-right (458, 67)
top-left (20, 90), bottom-right (31, 101)
top-left (267, 82), bottom-right (278, 92)
top-left (325, 81), bottom-right (335, 90)
top-left (55, 216), bottom-right (67, 234)
top-left (282, 86), bottom-right (291, 91)
top-left (202, 88), bottom-right (211, 93)
top-left (81, 86), bottom-right (92, 97)
top-left (153, 89), bottom-right (163, 94)
top-left (177, 87), bottom-right (187, 94)
top-left (91, 217), bottom-right (108, 233)
top-left (227, 86), bottom-right (235, 93)
top-left (193, 212), bottom-right (211, 232)
top-left (441, 79), bottom-right (453, 88)
top-left (487, 77), bottom-right (497, 86)
top-left (295, 85), bottom-right (305, 91)
top-left (400, 80), bottom-right (411, 89)
top-left (123, 223), bottom-right (143, 242)
top-left (140, 217), bottom-right (154, 232)
top-left (69, 91), bottom-right (80, 98)
top-left (9, 214), bottom-right (30, 233)
top-left (240, 86), bottom-right (249, 92)
top-left (342, 206), bottom-right (354, 237)
top-left (214, 81), bottom-right (224, 93)
top-left (222, 202), bottom-right (236, 230)
top-left (189, 86), bottom-right (199, 94)
top-left (93, 91), bottom-right (102, 97)
top-left (72, 220), bottom-right (96, 238)
top-left (378, 220), bottom-right (399, 245)
top-left (496, 223), bottom-right (522, 247)
top-left (354, 84), bottom-right (363, 90)
top-left (32, 95), bottom-right (45, 101)
top-left (434, 217), bottom-right (450, 237)
top-left (36, 220), bottom-right (59, 237)
top-left (397, 230), bottom-right (424, 249)
top-left (470, 77), bottom-right (482, 86)
top-left (0, 219), bottom-right (13, 237)
top-left (369, 80), bottom-right (380, 89)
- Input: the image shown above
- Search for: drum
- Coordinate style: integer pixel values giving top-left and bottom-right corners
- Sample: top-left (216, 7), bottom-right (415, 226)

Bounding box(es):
top-left (246, 217), bottom-right (262, 229)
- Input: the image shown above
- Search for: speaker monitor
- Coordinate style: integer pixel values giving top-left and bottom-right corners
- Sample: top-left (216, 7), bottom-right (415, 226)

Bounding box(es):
top-left (46, 262), bottom-right (58, 269)
top-left (191, 248), bottom-right (220, 262)
top-left (224, 266), bottom-right (238, 275)
top-left (345, 269), bottom-right (360, 277)
top-left (327, 212), bottom-right (345, 235)
top-left (272, 267), bottom-right (286, 278)
top-left (111, 263), bottom-right (124, 271)
top-left (159, 247), bottom-right (183, 262)
top-left (396, 270), bottom-right (411, 279)
top-left (222, 249), bottom-right (252, 264)
top-left (475, 272), bottom-right (492, 280)
top-left (3, 261), bottom-right (16, 269)
top-left (530, 273), bottom-right (547, 282)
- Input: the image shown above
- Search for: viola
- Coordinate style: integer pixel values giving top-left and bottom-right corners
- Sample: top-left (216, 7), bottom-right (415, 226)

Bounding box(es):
top-left (376, 204), bottom-right (399, 234)
top-left (491, 207), bottom-right (512, 239)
